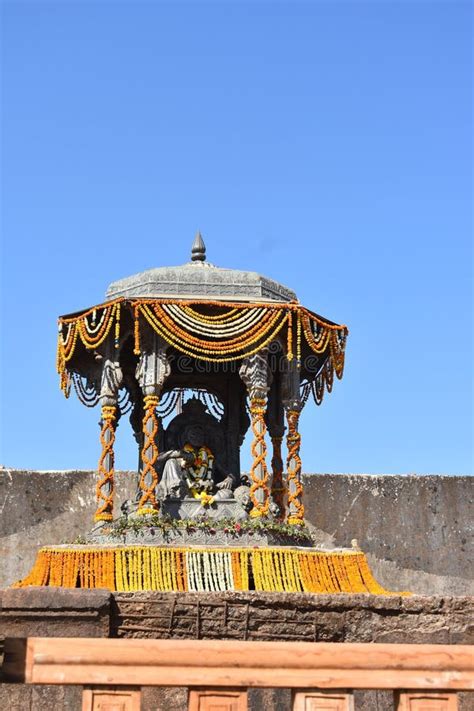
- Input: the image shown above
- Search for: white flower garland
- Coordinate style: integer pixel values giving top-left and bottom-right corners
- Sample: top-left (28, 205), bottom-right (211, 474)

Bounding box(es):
top-left (164, 304), bottom-right (266, 337)
top-left (83, 307), bottom-right (108, 335)
top-left (59, 322), bottom-right (74, 346)
top-left (224, 552), bottom-right (234, 589)
top-left (203, 551), bottom-right (214, 590)
top-left (185, 551), bottom-right (236, 592)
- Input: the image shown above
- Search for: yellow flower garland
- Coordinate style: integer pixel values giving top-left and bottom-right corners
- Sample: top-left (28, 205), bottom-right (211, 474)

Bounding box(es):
top-left (13, 545), bottom-right (409, 596)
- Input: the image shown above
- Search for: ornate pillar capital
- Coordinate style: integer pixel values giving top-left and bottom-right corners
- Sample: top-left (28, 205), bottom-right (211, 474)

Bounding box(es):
top-left (99, 358), bottom-right (123, 408)
top-left (239, 348), bottom-right (272, 401)
top-left (282, 397), bottom-right (303, 414)
top-left (135, 334), bottom-right (171, 398)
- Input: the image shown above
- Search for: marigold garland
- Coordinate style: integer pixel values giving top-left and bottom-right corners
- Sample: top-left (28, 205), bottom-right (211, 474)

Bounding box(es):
top-left (95, 405), bottom-right (117, 522)
top-left (286, 409), bottom-right (305, 525)
top-left (139, 303), bottom-right (286, 359)
top-left (182, 304), bottom-right (240, 322)
top-left (164, 303), bottom-right (268, 336)
top-left (57, 299), bottom-right (348, 401)
top-left (248, 398), bottom-right (270, 517)
top-left (287, 311), bottom-right (294, 361)
top-left (137, 395), bottom-right (160, 515)
top-left (13, 545), bottom-right (409, 596)
top-left (296, 310), bottom-right (302, 366)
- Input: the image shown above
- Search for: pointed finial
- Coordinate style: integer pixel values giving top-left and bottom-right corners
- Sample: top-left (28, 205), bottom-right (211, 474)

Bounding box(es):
top-left (191, 231), bottom-right (206, 262)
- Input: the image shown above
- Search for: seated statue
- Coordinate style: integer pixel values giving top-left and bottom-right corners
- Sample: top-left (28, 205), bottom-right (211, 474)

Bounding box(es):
top-left (156, 424), bottom-right (236, 503)
top-left (183, 442), bottom-right (215, 497)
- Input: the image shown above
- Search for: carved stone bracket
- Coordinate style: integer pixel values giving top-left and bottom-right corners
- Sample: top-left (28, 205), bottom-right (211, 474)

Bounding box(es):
top-left (239, 349), bottom-right (272, 401)
top-left (99, 358), bottom-right (123, 407)
top-left (135, 335), bottom-right (171, 398)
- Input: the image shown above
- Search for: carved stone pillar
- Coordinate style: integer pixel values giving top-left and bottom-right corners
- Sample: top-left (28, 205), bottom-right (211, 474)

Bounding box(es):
top-left (125, 379), bottom-right (144, 481)
top-left (269, 425), bottom-right (286, 519)
top-left (239, 350), bottom-right (272, 517)
top-left (266, 371), bottom-right (286, 520)
top-left (95, 357), bottom-right (122, 522)
top-left (135, 334), bottom-right (170, 515)
top-left (282, 363), bottom-right (305, 525)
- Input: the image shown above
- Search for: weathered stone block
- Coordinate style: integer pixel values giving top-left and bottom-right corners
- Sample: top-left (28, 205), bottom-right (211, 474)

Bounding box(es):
top-left (141, 686), bottom-right (188, 711)
top-left (353, 690), bottom-right (394, 711)
top-left (0, 587), bottom-right (111, 638)
top-left (109, 591), bottom-right (474, 644)
top-left (0, 684), bottom-right (82, 711)
top-left (248, 688), bottom-right (292, 711)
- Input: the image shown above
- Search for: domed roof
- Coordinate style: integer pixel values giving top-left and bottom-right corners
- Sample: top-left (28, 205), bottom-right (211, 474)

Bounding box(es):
top-left (106, 233), bottom-right (297, 303)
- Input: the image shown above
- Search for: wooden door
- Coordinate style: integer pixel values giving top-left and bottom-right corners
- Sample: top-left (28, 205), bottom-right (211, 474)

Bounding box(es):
top-left (188, 689), bottom-right (247, 711)
top-left (292, 690), bottom-right (354, 711)
top-left (82, 687), bottom-right (141, 711)
top-left (397, 693), bottom-right (458, 711)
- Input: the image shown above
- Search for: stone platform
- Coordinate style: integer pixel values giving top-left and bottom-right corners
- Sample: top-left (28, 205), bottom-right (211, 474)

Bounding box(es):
top-left (1, 586), bottom-right (472, 643)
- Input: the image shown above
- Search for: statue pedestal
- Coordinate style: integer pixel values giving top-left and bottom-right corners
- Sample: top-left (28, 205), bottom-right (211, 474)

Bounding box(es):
top-left (121, 528), bottom-right (315, 547)
top-left (161, 496), bottom-right (247, 521)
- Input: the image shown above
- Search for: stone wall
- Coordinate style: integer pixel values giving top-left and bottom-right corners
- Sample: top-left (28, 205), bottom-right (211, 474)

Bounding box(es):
top-left (0, 469), bottom-right (473, 595)
top-left (110, 590), bottom-right (473, 645)
top-left (0, 469), bottom-right (137, 590)
top-left (304, 473), bottom-right (474, 596)
top-left (1, 589), bottom-right (473, 711)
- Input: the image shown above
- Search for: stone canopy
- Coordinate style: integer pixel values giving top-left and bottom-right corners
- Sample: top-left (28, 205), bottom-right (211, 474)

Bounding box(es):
top-left (106, 235), bottom-right (297, 303)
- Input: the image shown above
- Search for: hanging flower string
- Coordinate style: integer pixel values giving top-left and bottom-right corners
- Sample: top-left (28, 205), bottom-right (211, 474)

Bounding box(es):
top-left (13, 545), bottom-right (408, 595)
top-left (57, 298), bottom-right (348, 402)
top-left (248, 397), bottom-right (271, 517)
top-left (95, 405), bottom-right (117, 522)
top-left (137, 395), bottom-right (161, 515)
top-left (57, 300), bottom-right (123, 394)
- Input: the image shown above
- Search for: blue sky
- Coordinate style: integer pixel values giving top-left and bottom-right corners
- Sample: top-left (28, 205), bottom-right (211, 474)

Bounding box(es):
top-left (1, 1), bottom-right (472, 475)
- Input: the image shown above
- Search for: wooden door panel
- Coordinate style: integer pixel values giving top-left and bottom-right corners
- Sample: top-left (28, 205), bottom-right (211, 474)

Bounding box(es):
top-left (293, 691), bottom-right (354, 711)
top-left (397, 693), bottom-right (458, 711)
top-left (82, 688), bottom-right (141, 711)
top-left (188, 689), bottom-right (247, 711)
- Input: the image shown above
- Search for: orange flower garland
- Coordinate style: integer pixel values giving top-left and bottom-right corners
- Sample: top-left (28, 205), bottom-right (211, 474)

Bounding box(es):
top-left (57, 298), bottom-right (348, 392)
top-left (95, 405), bottom-right (117, 522)
top-left (286, 409), bottom-right (305, 525)
top-left (13, 545), bottom-right (409, 595)
top-left (248, 398), bottom-right (270, 517)
top-left (137, 395), bottom-right (160, 515)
